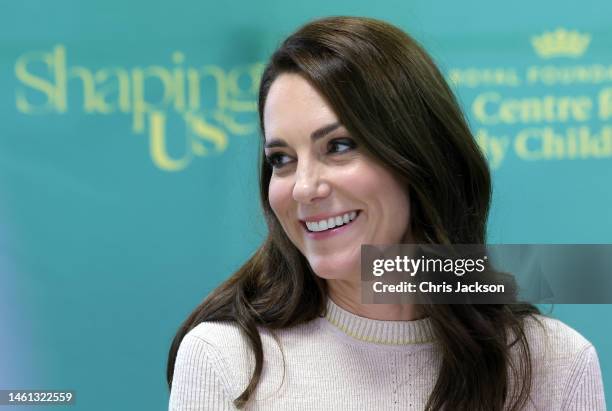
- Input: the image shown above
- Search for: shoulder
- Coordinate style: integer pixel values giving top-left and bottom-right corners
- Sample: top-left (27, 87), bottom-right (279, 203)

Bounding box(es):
top-left (174, 320), bottom-right (318, 399)
top-left (520, 314), bottom-right (593, 359)
top-left (515, 314), bottom-right (606, 410)
top-left (185, 318), bottom-right (324, 357)
top-left (184, 320), bottom-right (291, 361)
top-left (185, 321), bottom-right (251, 354)
top-left (173, 322), bottom-right (248, 381)
top-left (169, 323), bottom-right (244, 409)
top-left (176, 321), bottom-right (255, 396)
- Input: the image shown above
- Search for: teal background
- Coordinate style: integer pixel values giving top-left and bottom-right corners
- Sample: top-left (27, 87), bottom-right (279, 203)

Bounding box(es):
top-left (1, 1), bottom-right (610, 410)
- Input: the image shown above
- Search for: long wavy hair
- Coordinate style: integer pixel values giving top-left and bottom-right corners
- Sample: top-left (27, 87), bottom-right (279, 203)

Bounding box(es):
top-left (167, 16), bottom-right (540, 410)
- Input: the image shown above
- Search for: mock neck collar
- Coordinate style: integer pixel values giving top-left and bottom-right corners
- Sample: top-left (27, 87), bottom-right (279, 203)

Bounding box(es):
top-left (324, 298), bottom-right (436, 345)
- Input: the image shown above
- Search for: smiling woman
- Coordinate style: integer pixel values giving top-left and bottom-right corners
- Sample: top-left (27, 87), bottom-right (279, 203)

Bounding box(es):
top-left (264, 73), bottom-right (411, 289)
top-left (166, 16), bottom-right (605, 411)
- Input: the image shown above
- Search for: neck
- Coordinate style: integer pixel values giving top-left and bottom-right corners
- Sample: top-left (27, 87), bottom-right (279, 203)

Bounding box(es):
top-left (326, 279), bottom-right (425, 321)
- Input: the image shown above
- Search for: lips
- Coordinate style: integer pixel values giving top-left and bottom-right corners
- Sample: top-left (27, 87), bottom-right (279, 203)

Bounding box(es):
top-left (300, 210), bottom-right (361, 235)
top-left (307, 211), bottom-right (356, 232)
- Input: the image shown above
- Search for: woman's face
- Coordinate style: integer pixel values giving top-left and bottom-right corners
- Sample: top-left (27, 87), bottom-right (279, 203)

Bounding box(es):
top-left (263, 73), bottom-right (411, 282)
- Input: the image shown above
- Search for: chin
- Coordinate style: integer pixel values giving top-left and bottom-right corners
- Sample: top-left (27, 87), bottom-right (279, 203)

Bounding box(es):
top-left (308, 257), bottom-right (360, 282)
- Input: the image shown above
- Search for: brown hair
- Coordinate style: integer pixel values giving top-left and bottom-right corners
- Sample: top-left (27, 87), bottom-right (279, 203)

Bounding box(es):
top-left (167, 16), bottom-right (540, 410)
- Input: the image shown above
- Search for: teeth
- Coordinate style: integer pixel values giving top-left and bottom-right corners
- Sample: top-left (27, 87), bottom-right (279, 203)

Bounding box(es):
top-left (305, 211), bottom-right (358, 232)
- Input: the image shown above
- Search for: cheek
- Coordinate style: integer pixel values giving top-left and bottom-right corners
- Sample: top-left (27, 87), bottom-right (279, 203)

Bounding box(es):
top-left (364, 166), bottom-right (411, 233)
top-left (386, 181), bottom-right (410, 213)
top-left (268, 178), bottom-right (292, 221)
top-left (384, 181), bottom-right (412, 237)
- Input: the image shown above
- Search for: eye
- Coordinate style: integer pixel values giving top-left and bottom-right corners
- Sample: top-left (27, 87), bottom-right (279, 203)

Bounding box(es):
top-left (265, 152), bottom-right (293, 169)
top-left (328, 138), bottom-right (356, 154)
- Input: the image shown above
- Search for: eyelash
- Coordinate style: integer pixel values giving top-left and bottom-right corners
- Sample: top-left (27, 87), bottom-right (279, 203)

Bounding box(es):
top-left (328, 138), bottom-right (356, 154)
top-left (265, 138), bottom-right (357, 170)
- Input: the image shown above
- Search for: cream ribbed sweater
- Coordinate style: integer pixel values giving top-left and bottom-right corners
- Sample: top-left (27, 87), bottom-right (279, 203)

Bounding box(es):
top-left (168, 300), bottom-right (606, 410)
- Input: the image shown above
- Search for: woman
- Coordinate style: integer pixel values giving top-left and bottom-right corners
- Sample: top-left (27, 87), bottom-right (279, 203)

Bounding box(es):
top-left (167, 16), bottom-right (605, 410)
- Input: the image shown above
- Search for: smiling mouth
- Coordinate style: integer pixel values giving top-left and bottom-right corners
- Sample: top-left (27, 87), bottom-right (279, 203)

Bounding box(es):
top-left (302, 211), bottom-right (360, 233)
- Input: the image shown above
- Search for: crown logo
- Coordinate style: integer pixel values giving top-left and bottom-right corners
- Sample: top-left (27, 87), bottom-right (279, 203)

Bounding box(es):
top-left (531, 28), bottom-right (590, 59)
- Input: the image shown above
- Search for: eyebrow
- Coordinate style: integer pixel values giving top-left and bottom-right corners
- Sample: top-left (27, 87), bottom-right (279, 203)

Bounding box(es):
top-left (264, 122), bottom-right (342, 149)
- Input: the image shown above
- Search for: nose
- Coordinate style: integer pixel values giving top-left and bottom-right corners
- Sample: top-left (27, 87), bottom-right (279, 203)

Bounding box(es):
top-left (292, 159), bottom-right (331, 204)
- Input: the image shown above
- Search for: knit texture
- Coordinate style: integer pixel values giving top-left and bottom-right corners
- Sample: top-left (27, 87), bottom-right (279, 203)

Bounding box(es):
top-left (169, 300), bottom-right (606, 410)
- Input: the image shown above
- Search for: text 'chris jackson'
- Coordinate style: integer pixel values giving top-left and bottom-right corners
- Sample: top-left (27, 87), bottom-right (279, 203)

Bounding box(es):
top-left (372, 281), bottom-right (505, 294)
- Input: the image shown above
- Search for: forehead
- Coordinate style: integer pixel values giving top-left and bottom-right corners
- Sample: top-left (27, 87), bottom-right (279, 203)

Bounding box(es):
top-left (263, 73), bottom-right (339, 141)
